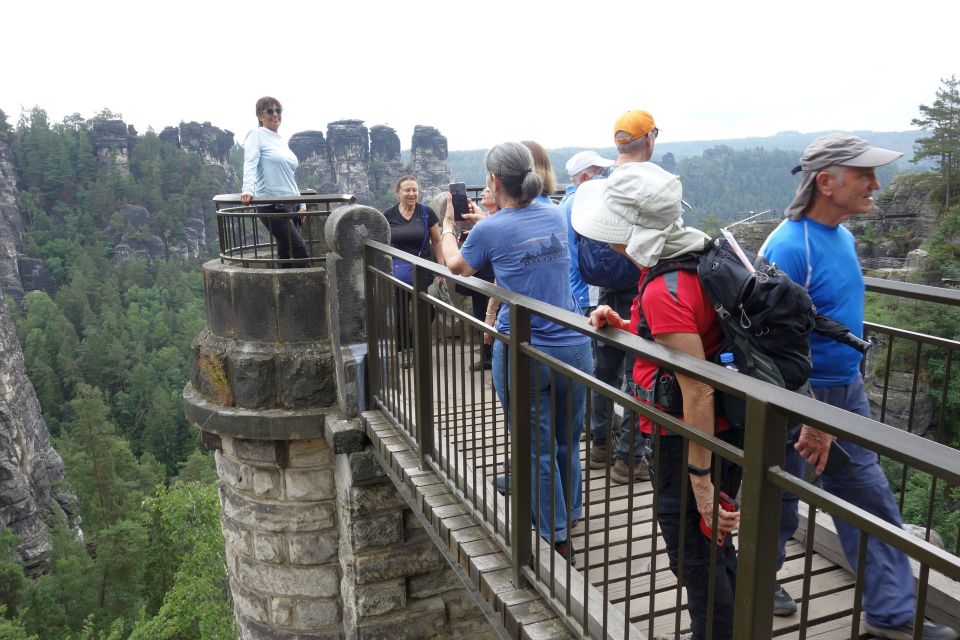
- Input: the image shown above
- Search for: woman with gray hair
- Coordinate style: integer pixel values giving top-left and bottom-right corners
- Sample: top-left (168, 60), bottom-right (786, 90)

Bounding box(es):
top-left (439, 142), bottom-right (591, 564)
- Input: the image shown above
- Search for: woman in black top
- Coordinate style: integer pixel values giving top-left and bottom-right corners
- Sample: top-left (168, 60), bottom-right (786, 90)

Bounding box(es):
top-left (384, 176), bottom-right (444, 366)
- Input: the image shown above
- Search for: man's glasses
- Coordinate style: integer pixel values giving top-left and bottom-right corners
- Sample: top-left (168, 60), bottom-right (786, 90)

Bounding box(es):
top-left (262, 108), bottom-right (283, 116)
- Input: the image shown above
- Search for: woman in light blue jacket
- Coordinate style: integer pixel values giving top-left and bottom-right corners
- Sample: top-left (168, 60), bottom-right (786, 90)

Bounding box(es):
top-left (240, 96), bottom-right (308, 265)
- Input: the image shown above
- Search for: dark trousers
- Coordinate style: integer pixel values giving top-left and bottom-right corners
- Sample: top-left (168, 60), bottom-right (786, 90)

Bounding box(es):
top-left (258, 204), bottom-right (308, 266)
top-left (654, 430), bottom-right (743, 640)
top-left (591, 287), bottom-right (644, 462)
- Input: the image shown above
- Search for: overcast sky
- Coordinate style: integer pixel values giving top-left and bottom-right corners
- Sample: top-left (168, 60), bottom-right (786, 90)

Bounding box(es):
top-left (4, 0), bottom-right (956, 151)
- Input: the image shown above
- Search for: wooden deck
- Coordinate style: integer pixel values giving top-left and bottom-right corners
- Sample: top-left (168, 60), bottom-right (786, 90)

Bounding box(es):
top-left (406, 343), bottom-right (882, 639)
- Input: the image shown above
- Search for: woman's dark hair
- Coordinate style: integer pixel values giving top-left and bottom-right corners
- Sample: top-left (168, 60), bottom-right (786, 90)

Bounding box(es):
top-left (255, 96), bottom-right (282, 126)
top-left (394, 175), bottom-right (418, 194)
top-left (520, 140), bottom-right (557, 197)
top-left (484, 142), bottom-right (542, 208)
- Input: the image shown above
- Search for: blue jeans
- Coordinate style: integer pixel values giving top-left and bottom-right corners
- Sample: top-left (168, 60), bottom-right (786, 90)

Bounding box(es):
top-left (777, 376), bottom-right (914, 628)
top-left (492, 339), bottom-right (592, 542)
top-left (591, 287), bottom-right (645, 462)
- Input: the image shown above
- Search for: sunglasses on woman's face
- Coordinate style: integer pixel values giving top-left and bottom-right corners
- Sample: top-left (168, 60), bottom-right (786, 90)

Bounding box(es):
top-left (262, 108), bottom-right (282, 116)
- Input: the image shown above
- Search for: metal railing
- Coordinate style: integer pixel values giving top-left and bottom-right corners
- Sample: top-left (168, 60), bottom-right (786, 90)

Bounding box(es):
top-left (213, 192), bottom-right (356, 268)
top-left (363, 241), bottom-right (960, 639)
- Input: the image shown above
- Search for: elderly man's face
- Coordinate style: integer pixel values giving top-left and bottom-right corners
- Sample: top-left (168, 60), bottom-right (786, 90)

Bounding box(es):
top-left (574, 166), bottom-right (604, 187)
top-left (826, 166), bottom-right (881, 216)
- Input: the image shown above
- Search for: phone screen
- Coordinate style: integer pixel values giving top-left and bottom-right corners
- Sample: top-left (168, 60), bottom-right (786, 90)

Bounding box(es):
top-left (450, 182), bottom-right (468, 221)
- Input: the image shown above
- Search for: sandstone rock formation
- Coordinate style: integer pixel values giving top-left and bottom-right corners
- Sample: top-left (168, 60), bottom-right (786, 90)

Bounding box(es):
top-left (407, 125), bottom-right (450, 197)
top-left (369, 125), bottom-right (404, 194)
top-left (0, 137), bottom-right (25, 301)
top-left (289, 130), bottom-right (339, 194)
top-left (0, 297), bottom-right (79, 573)
top-left (89, 119), bottom-right (136, 176)
top-left (158, 121), bottom-right (238, 191)
top-left (327, 120), bottom-right (373, 203)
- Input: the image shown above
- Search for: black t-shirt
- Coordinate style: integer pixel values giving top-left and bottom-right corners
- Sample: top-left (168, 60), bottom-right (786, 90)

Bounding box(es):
top-left (384, 204), bottom-right (438, 257)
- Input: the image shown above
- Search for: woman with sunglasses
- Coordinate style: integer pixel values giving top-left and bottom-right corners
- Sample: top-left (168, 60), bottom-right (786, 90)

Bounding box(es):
top-left (240, 96), bottom-right (308, 265)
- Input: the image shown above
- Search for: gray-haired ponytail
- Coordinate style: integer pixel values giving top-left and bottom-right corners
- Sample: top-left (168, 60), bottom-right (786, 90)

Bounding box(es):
top-left (485, 142), bottom-right (543, 207)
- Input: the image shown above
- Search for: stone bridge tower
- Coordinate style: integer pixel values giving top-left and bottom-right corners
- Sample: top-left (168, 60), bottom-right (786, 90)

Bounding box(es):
top-left (183, 202), bottom-right (496, 639)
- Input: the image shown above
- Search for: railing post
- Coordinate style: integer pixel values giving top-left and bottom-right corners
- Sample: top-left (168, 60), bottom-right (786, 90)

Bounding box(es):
top-left (509, 303), bottom-right (533, 586)
top-left (363, 244), bottom-right (381, 410)
top-left (733, 395), bottom-right (788, 638)
top-left (412, 267), bottom-right (435, 467)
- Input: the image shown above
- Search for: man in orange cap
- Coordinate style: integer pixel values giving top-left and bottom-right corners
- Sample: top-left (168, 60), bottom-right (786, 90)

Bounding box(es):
top-left (613, 110), bottom-right (659, 165)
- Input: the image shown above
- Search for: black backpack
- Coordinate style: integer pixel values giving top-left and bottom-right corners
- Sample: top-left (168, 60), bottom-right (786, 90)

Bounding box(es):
top-left (635, 233), bottom-right (819, 427)
top-left (576, 233), bottom-right (641, 291)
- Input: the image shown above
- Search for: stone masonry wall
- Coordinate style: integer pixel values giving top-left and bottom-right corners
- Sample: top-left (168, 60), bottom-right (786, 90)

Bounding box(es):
top-left (217, 435), bottom-right (342, 639)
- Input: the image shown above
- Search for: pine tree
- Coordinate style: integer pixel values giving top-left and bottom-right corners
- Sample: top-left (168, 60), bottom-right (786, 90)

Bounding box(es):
top-left (912, 76), bottom-right (960, 208)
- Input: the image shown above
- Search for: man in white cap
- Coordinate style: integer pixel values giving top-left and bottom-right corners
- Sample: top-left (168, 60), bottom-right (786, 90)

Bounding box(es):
top-left (573, 161), bottom-right (739, 640)
top-left (760, 133), bottom-right (958, 639)
top-left (561, 149), bottom-right (650, 482)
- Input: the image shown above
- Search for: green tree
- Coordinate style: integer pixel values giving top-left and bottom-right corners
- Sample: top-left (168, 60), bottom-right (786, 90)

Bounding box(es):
top-left (912, 76), bottom-right (960, 208)
top-left (0, 531), bottom-right (27, 617)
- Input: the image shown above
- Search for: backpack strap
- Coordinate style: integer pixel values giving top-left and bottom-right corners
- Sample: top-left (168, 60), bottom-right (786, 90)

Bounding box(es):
top-left (635, 254), bottom-right (701, 339)
top-left (416, 204), bottom-right (430, 257)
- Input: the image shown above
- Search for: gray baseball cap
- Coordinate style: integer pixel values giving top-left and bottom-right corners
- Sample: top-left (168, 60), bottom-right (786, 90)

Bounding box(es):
top-left (786, 132), bottom-right (902, 219)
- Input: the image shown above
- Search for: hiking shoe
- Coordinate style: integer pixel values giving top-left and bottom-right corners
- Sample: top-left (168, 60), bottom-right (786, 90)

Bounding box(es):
top-left (863, 620), bottom-right (960, 640)
top-left (773, 583), bottom-right (797, 617)
top-left (553, 540), bottom-right (576, 567)
top-left (589, 443), bottom-right (610, 469)
top-left (494, 474), bottom-right (511, 496)
top-left (610, 458), bottom-right (651, 483)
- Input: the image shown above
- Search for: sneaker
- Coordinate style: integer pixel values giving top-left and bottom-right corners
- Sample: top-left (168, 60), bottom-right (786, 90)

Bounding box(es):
top-left (553, 540), bottom-right (576, 567)
top-left (773, 583), bottom-right (797, 617)
top-left (610, 458), bottom-right (651, 483)
top-left (863, 620), bottom-right (960, 640)
top-left (494, 474), bottom-right (511, 496)
top-left (589, 443), bottom-right (610, 470)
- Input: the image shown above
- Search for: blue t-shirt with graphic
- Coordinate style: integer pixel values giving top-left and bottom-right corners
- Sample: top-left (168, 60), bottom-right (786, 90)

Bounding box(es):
top-left (460, 200), bottom-right (587, 346)
top-left (759, 217), bottom-right (864, 387)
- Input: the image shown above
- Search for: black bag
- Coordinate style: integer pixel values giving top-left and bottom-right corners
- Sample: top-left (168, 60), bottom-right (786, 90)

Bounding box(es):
top-left (635, 233), bottom-right (820, 427)
top-left (576, 233), bottom-right (641, 291)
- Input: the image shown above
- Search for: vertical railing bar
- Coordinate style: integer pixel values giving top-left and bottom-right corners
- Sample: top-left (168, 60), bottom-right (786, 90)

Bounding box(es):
top-left (648, 427), bottom-right (662, 640)
top-left (564, 374), bottom-right (573, 616)
top-left (879, 334), bottom-right (895, 423)
top-left (705, 462), bottom-right (722, 640)
top-left (675, 437), bottom-right (689, 640)
top-left (583, 388), bottom-right (592, 634)
top-left (412, 272), bottom-right (434, 468)
top-left (913, 564), bottom-right (931, 640)
top-left (798, 501), bottom-right (817, 640)
top-left (623, 412), bottom-right (636, 640)
top-left (849, 533), bottom-right (869, 640)
top-left (363, 244), bottom-right (382, 409)
top-left (936, 350), bottom-right (953, 444)
top-left (509, 305), bottom-right (532, 586)
top-left (549, 367), bottom-right (557, 594)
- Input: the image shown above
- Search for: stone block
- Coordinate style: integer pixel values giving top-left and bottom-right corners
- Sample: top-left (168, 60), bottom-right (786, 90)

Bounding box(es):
top-left (220, 488), bottom-right (337, 533)
top-left (220, 514), bottom-right (253, 557)
top-left (288, 439), bottom-right (334, 468)
top-left (286, 529), bottom-right (339, 565)
top-left (346, 577), bottom-right (405, 619)
top-left (293, 597), bottom-right (341, 628)
top-left (230, 581), bottom-right (271, 625)
top-left (216, 450), bottom-right (252, 492)
top-left (336, 449), bottom-right (388, 493)
top-left (444, 615), bottom-right (500, 640)
top-left (233, 270), bottom-right (278, 342)
top-left (237, 614), bottom-right (343, 640)
top-left (204, 264), bottom-right (235, 338)
top-left (229, 353), bottom-right (277, 409)
top-left (441, 587), bottom-right (482, 623)
top-left (235, 554), bottom-right (340, 598)
top-left (343, 532), bottom-right (442, 584)
top-left (271, 597), bottom-right (294, 626)
top-left (353, 595), bottom-right (446, 640)
top-left (324, 416), bottom-right (368, 455)
top-left (278, 350), bottom-right (337, 409)
top-left (253, 468), bottom-right (282, 499)
top-left (346, 511), bottom-right (403, 550)
top-left (193, 341), bottom-right (234, 406)
top-left (407, 567), bottom-right (463, 599)
top-left (285, 467), bottom-right (336, 501)
top-left (232, 438), bottom-right (281, 464)
top-left (277, 269), bottom-right (328, 343)
top-left (252, 530), bottom-right (285, 563)
top-left (342, 481), bottom-right (406, 519)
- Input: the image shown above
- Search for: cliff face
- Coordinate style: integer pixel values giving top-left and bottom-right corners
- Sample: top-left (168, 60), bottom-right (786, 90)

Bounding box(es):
top-left (0, 137), bottom-right (25, 301)
top-left (288, 122), bottom-right (451, 204)
top-left (847, 173), bottom-right (941, 259)
top-left (0, 298), bottom-right (78, 573)
top-left (89, 120), bottom-right (136, 176)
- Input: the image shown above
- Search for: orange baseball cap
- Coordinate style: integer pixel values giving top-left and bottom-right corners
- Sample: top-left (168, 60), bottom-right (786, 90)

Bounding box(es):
top-left (613, 110), bottom-right (656, 143)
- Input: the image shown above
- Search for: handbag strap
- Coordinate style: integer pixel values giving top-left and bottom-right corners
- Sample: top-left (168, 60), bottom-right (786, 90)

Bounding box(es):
top-left (416, 204), bottom-right (430, 256)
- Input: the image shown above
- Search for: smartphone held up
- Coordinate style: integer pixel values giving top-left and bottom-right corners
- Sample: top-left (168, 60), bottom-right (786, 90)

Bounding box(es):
top-left (450, 182), bottom-right (469, 221)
